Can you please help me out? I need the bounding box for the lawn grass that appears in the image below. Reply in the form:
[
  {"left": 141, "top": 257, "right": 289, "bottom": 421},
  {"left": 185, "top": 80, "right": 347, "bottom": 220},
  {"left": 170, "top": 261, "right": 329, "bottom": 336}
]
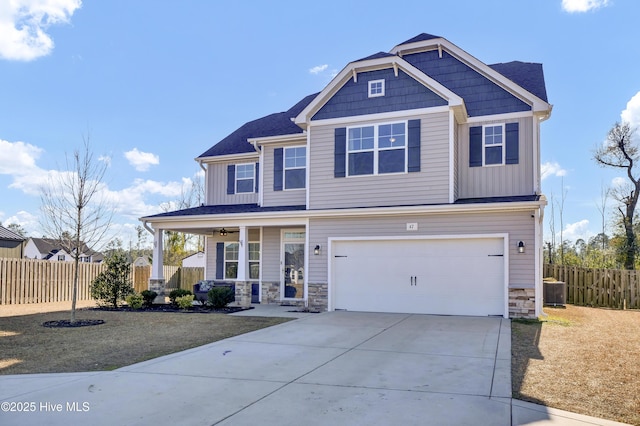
[
  {"left": 0, "top": 308, "right": 292, "bottom": 375},
  {"left": 512, "top": 305, "right": 640, "bottom": 425}
]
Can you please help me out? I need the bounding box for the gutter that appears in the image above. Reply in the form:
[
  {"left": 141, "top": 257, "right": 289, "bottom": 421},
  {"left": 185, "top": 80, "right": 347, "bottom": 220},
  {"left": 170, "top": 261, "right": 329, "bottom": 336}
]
[{"left": 141, "top": 199, "right": 548, "bottom": 226}]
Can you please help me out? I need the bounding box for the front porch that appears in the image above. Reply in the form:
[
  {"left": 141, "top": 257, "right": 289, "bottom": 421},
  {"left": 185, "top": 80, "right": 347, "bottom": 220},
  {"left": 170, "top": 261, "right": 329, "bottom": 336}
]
[{"left": 143, "top": 218, "right": 326, "bottom": 312}]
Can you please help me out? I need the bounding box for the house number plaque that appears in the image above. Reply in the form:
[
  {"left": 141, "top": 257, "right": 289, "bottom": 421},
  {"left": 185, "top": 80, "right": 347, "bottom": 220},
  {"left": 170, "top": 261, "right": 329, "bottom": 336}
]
[{"left": 406, "top": 223, "right": 418, "bottom": 231}]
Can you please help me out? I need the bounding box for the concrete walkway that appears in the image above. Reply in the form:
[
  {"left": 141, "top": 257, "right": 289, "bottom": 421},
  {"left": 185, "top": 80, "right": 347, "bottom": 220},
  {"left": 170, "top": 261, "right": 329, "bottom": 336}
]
[{"left": 0, "top": 305, "right": 629, "bottom": 425}]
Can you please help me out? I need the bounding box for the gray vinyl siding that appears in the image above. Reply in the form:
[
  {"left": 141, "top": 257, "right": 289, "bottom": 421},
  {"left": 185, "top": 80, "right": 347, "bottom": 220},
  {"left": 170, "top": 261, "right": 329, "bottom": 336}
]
[
  {"left": 457, "top": 116, "right": 534, "bottom": 198},
  {"left": 206, "top": 160, "right": 259, "bottom": 205},
  {"left": 261, "top": 227, "right": 281, "bottom": 282},
  {"left": 308, "top": 210, "right": 535, "bottom": 286},
  {"left": 309, "top": 111, "right": 450, "bottom": 209},
  {"left": 204, "top": 229, "right": 261, "bottom": 280},
  {"left": 262, "top": 144, "right": 307, "bottom": 207}
]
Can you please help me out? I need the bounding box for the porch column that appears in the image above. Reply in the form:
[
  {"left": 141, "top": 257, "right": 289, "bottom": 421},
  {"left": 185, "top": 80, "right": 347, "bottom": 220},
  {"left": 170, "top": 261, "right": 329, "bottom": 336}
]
[
  {"left": 149, "top": 227, "right": 166, "bottom": 303},
  {"left": 235, "top": 226, "right": 251, "bottom": 307},
  {"left": 237, "top": 226, "right": 248, "bottom": 281}
]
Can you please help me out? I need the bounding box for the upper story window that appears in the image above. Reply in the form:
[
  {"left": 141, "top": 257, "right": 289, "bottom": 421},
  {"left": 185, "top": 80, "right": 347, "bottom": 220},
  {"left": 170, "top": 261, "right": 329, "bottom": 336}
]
[
  {"left": 235, "top": 163, "right": 255, "bottom": 193},
  {"left": 483, "top": 124, "right": 505, "bottom": 166},
  {"left": 347, "top": 122, "right": 406, "bottom": 176},
  {"left": 368, "top": 79, "right": 385, "bottom": 98},
  {"left": 469, "top": 122, "right": 519, "bottom": 168},
  {"left": 273, "top": 147, "right": 306, "bottom": 191},
  {"left": 284, "top": 146, "right": 306, "bottom": 189}
]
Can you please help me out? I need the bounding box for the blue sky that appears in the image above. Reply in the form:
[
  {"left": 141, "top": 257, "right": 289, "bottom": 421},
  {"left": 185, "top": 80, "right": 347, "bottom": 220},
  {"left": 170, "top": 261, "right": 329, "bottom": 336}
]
[{"left": 0, "top": 0, "right": 638, "bottom": 248}]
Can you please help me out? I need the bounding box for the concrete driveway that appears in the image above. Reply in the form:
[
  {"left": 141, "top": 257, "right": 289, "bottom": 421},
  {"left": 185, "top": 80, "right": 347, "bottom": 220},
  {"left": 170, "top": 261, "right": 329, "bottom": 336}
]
[{"left": 0, "top": 308, "right": 627, "bottom": 425}]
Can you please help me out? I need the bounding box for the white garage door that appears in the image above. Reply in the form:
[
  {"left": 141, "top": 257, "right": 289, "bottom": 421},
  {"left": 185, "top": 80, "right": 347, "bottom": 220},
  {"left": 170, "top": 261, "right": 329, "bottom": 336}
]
[{"left": 332, "top": 237, "right": 505, "bottom": 317}]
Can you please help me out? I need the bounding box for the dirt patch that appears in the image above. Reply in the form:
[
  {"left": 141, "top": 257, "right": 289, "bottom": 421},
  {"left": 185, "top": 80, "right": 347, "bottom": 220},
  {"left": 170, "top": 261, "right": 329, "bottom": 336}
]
[
  {"left": 512, "top": 305, "right": 640, "bottom": 425},
  {"left": 0, "top": 308, "right": 291, "bottom": 375}
]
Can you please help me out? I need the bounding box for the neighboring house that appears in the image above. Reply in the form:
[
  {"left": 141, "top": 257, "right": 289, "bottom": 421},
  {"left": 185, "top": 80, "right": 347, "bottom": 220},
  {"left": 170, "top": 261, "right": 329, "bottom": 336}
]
[
  {"left": 0, "top": 225, "right": 25, "bottom": 259},
  {"left": 141, "top": 33, "right": 552, "bottom": 318},
  {"left": 133, "top": 256, "right": 151, "bottom": 267},
  {"left": 182, "top": 251, "right": 205, "bottom": 268},
  {"left": 24, "top": 238, "right": 104, "bottom": 263}
]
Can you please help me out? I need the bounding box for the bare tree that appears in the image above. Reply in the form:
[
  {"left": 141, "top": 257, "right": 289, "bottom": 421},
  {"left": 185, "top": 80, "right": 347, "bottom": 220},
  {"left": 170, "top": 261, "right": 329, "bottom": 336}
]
[
  {"left": 595, "top": 184, "right": 611, "bottom": 265},
  {"left": 593, "top": 122, "right": 639, "bottom": 269},
  {"left": 40, "top": 137, "right": 113, "bottom": 323},
  {"left": 557, "top": 179, "right": 568, "bottom": 265}
]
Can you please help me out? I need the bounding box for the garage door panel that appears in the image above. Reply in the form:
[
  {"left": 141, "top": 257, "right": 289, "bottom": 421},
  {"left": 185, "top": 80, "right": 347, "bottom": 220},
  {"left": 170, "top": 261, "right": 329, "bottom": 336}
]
[{"left": 333, "top": 238, "right": 505, "bottom": 316}]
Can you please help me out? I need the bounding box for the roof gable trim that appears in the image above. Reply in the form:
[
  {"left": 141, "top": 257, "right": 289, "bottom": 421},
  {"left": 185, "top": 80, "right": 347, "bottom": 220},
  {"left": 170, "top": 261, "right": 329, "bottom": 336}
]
[{"left": 294, "top": 56, "right": 465, "bottom": 126}]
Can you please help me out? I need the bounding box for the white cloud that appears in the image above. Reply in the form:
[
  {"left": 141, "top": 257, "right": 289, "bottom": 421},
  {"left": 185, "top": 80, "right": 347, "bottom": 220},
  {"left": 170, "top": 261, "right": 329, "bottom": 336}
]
[
  {"left": 611, "top": 176, "right": 627, "bottom": 188},
  {"left": 621, "top": 91, "right": 640, "bottom": 128},
  {"left": 562, "top": 0, "right": 610, "bottom": 13},
  {"left": 541, "top": 161, "right": 568, "bottom": 180},
  {"left": 124, "top": 148, "right": 159, "bottom": 172},
  {"left": 0, "top": 139, "right": 43, "bottom": 174},
  {"left": 0, "top": 0, "right": 82, "bottom": 61},
  {"left": 309, "top": 64, "right": 328, "bottom": 75},
  {"left": 561, "top": 219, "right": 593, "bottom": 242},
  {"left": 2, "top": 210, "right": 39, "bottom": 236}
]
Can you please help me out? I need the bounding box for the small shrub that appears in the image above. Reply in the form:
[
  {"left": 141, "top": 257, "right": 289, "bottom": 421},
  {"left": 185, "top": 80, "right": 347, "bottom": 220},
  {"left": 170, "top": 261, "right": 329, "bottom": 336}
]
[
  {"left": 90, "top": 250, "right": 134, "bottom": 308},
  {"left": 208, "top": 287, "right": 234, "bottom": 309},
  {"left": 175, "top": 294, "right": 194, "bottom": 309},
  {"left": 169, "top": 288, "right": 192, "bottom": 305},
  {"left": 140, "top": 290, "right": 157, "bottom": 307},
  {"left": 126, "top": 293, "right": 144, "bottom": 309}
]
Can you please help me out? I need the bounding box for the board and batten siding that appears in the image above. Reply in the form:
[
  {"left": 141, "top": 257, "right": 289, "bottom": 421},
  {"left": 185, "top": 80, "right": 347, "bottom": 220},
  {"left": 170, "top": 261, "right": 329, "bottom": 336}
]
[
  {"left": 457, "top": 116, "right": 534, "bottom": 199},
  {"left": 206, "top": 160, "right": 259, "bottom": 206},
  {"left": 308, "top": 111, "right": 451, "bottom": 209},
  {"left": 262, "top": 144, "right": 307, "bottom": 207},
  {"left": 308, "top": 210, "right": 535, "bottom": 285}
]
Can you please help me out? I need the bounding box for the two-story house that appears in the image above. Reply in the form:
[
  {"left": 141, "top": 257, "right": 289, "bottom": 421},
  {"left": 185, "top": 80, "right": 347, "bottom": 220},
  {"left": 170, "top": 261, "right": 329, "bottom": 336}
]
[
  {"left": 24, "top": 237, "right": 104, "bottom": 263},
  {"left": 141, "top": 33, "right": 551, "bottom": 318}
]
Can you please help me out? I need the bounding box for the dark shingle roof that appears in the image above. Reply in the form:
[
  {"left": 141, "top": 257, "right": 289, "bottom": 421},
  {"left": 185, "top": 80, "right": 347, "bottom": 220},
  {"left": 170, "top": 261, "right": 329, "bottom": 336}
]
[
  {"left": 397, "top": 33, "right": 443, "bottom": 45},
  {"left": 0, "top": 225, "right": 24, "bottom": 241},
  {"left": 145, "top": 204, "right": 307, "bottom": 219},
  {"left": 29, "top": 237, "right": 103, "bottom": 261},
  {"left": 198, "top": 33, "right": 548, "bottom": 157},
  {"left": 198, "top": 93, "right": 318, "bottom": 158},
  {"left": 489, "top": 61, "right": 548, "bottom": 102}
]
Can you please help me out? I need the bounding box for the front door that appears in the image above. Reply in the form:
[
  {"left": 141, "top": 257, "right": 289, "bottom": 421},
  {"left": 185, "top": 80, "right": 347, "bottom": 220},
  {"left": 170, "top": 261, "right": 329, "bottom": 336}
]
[{"left": 282, "top": 230, "right": 305, "bottom": 299}]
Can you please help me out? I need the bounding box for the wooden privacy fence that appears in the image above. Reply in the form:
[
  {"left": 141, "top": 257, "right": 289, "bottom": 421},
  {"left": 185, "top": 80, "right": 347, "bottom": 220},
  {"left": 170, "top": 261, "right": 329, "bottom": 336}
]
[
  {"left": 544, "top": 264, "right": 640, "bottom": 309},
  {"left": 0, "top": 258, "right": 204, "bottom": 305}
]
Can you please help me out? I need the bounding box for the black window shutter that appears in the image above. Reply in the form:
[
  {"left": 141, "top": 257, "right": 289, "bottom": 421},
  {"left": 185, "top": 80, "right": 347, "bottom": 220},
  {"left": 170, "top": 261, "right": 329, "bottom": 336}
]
[
  {"left": 255, "top": 162, "right": 260, "bottom": 192},
  {"left": 469, "top": 126, "right": 482, "bottom": 167},
  {"left": 505, "top": 123, "right": 519, "bottom": 165},
  {"left": 227, "top": 165, "right": 235, "bottom": 194},
  {"left": 334, "top": 127, "right": 346, "bottom": 178},
  {"left": 408, "top": 119, "right": 421, "bottom": 172},
  {"left": 273, "top": 148, "right": 283, "bottom": 191},
  {"left": 216, "top": 242, "right": 224, "bottom": 279}
]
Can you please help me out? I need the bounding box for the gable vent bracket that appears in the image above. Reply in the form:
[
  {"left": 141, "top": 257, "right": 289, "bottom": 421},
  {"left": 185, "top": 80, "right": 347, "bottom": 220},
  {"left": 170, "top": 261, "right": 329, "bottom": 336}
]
[
  {"left": 352, "top": 69, "right": 358, "bottom": 83},
  {"left": 438, "top": 43, "right": 442, "bottom": 59},
  {"left": 393, "top": 62, "right": 398, "bottom": 77}
]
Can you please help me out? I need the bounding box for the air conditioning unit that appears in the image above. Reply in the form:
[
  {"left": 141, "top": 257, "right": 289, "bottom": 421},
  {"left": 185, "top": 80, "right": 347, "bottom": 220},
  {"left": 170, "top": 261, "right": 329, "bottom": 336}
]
[{"left": 543, "top": 280, "right": 566, "bottom": 306}]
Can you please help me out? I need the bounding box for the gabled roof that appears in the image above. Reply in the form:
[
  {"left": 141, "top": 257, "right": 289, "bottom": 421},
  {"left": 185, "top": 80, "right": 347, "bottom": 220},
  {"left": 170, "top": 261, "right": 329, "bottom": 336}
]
[
  {"left": 197, "top": 93, "right": 317, "bottom": 159},
  {"left": 0, "top": 225, "right": 24, "bottom": 241},
  {"left": 488, "top": 61, "right": 548, "bottom": 103},
  {"left": 199, "top": 33, "right": 550, "bottom": 158},
  {"left": 27, "top": 237, "right": 103, "bottom": 261}
]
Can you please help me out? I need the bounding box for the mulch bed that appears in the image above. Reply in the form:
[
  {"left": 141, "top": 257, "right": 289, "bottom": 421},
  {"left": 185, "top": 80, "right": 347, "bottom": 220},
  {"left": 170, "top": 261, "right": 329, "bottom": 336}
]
[{"left": 40, "top": 305, "right": 252, "bottom": 328}]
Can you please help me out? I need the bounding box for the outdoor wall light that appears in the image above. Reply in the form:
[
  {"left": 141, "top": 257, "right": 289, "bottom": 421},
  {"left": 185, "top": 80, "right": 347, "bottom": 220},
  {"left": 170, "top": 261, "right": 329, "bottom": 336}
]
[
  {"left": 517, "top": 241, "right": 525, "bottom": 253},
  {"left": 314, "top": 245, "right": 321, "bottom": 255},
  {"left": 219, "top": 228, "right": 228, "bottom": 237}
]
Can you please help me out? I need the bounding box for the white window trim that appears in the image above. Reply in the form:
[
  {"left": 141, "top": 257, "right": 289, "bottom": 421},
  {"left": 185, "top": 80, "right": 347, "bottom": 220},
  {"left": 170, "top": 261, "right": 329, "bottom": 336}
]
[
  {"left": 482, "top": 123, "right": 505, "bottom": 167},
  {"left": 235, "top": 163, "right": 255, "bottom": 193},
  {"left": 281, "top": 229, "right": 306, "bottom": 300},
  {"left": 368, "top": 79, "right": 385, "bottom": 98},
  {"left": 224, "top": 242, "right": 239, "bottom": 280},
  {"left": 346, "top": 121, "right": 408, "bottom": 177},
  {"left": 248, "top": 241, "right": 260, "bottom": 280},
  {"left": 283, "top": 145, "right": 306, "bottom": 191}
]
